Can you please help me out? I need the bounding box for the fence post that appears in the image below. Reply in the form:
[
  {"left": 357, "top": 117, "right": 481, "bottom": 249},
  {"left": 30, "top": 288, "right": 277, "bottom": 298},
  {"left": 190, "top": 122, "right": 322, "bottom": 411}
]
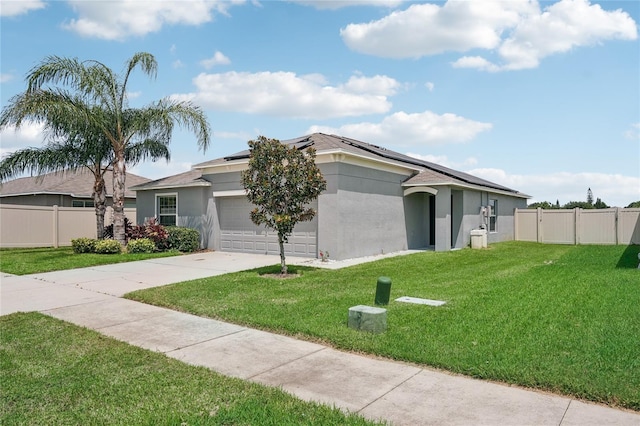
[
  {"left": 52, "top": 205, "right": 59, "bottom": 248},
  {"left": 615, "top": 207, "right": 620, "bottom": 245},
  {"left": 514, "top": 208, "right": 519, "bottom": 241},
  {"left": 537, "top": 208, "right": 543, "bottom": 243},
  {"left": 574, "top": 208, "right": 580, "bottom": 245}
]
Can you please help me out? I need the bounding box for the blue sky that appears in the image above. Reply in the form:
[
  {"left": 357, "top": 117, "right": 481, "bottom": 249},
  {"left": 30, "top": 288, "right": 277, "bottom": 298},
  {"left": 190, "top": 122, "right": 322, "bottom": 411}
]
[{"left": 1, "top": 0, "right": 638, "bottom": 207}]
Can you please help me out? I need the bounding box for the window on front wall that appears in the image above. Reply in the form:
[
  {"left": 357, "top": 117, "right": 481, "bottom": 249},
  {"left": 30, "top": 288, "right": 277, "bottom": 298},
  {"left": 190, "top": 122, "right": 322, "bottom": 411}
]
[
  {"left": 72, "top": 199, "right": 95, "bottom": 208},
  {"left": 489, "top": 199, "right": 498, "bottom": 232},
  {"left": 157, "top": 195, "right": 177, "bottom": 226}
]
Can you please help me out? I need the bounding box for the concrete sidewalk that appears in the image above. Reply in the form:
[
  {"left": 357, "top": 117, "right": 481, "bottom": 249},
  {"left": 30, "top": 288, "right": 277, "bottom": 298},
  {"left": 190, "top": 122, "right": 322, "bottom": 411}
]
[{"left": 1, "top": 251, "right": 638, "bottom": 425}]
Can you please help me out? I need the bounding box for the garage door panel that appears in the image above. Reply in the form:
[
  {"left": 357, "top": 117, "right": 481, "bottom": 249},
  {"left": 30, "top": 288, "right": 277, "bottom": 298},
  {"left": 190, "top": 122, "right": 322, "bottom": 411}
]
[{"left": 218, "top": 197, "right": 317, "bottom": 258}]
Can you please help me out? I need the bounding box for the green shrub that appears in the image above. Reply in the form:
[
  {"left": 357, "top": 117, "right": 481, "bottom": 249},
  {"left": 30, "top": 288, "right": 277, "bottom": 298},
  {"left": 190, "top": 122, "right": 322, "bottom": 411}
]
[
  {"left": 167, "top": 226, "right": 200, "bottom": 252},
  {"left": 71, "top": 238, "right": 98, "bottom": 254},
  {"left": 127, "top": 238, "right": 156, "bottom": 254},
  {"left": 128, "top": 218, "right": 169, "bottom": 251},
  {"left": 94, "top": 239, "right": 122, "bottom": 254}
]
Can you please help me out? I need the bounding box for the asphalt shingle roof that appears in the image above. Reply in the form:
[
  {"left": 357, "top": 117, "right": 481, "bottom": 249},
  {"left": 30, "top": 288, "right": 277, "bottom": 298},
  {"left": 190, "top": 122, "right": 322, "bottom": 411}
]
[
  {"left": 129, "top": 169, "right": 210, "bottom": 191},
  {"left": 135, "top": 133, "right": 525, "bottom": 196},
  {"left": 0, "top": 169, "right": 150, "bottom": 199}
]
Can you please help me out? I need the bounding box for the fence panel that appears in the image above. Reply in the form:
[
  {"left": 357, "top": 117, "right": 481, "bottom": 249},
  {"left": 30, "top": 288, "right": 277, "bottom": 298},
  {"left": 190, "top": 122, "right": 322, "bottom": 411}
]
[
  {"left": 515, "top": 208, "right": 640, "bottom": 245},
  {"left": 618, "top": 209, "right": 640, "bottom": 244},
  {"left": 514, "top": 208, "right": 538, "bottom": 242},
  {"left": 578, "top": 209, "right": 617, "bottom": 244},
  {"left": 542, "top": 210, "right": 575, "bottom": 244},
  {"left": 0, "top": 204, "right": 137, "bottom": 248}
]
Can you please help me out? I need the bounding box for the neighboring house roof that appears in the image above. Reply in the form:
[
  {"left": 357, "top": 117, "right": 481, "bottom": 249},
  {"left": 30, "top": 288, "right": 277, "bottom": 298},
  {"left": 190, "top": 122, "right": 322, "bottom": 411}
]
[
  {"left": 0, "top": 169, "right": 150, "bottom": 199},
  {"left": 132, "top": 133, "right": 528, "bottom": 197},
  {"left": 129, "top": 169, "right": 211, "bottom": 191}
]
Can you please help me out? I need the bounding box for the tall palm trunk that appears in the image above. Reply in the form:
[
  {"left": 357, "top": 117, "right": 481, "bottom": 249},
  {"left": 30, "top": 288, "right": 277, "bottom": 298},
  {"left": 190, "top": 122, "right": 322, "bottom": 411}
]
[
  {"left": 93, "top": 176, "right": 107, "bottom": 239},
  {"left": 112, "top": 153, "right": 127, "bottom": 246}
]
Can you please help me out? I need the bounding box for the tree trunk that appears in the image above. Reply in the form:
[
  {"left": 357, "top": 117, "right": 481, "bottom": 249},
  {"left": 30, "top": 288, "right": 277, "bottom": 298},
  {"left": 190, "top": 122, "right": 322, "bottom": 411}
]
[
  {"left": 93, "top": 176, "right": 107, "bottom": 239},
  {"left": 112, "top": 154, "right": 127, "bottom": 246},
  {"left": 278, "top": 233, "right": 288, "bottom": 275}
]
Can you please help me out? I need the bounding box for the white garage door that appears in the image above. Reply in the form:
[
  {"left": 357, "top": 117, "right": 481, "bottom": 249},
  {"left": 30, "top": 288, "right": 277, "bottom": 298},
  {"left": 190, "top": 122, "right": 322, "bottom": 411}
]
[{"left": 218, "top": 196, "right": 317, "bottom": 258}]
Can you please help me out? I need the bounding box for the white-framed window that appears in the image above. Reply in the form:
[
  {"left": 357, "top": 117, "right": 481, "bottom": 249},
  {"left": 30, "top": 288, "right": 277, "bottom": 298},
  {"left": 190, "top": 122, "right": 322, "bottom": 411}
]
[
  {"left": 72, "top": 199, "right": 94, "bottom": 208},
  {"left": 489, "top": 199, "right": 498, "bottom": 232},
  {"left": 156, "top": 193, "right": 177, "bottom": 226}
]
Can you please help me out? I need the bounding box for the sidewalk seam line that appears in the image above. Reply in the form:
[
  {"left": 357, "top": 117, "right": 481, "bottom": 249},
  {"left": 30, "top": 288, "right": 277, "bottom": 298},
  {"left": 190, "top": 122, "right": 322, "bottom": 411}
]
[
  {"left": 357, "top": 368, "right": 423, "bottom": 414},
  {"left": 246, "top": 347, "right": 328, "bottom": 380},
  {"left": 163, "top": 328, "right": 249, "bottom": 353},
  {"left": 558, "top": 399, "right": 572, "bottom": 425}
]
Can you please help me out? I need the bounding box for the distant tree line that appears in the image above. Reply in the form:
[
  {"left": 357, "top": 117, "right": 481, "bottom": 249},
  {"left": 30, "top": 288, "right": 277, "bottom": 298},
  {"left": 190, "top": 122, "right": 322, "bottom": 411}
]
[{"left": 528, "top": 188, "right": 640, "bottom": 209}]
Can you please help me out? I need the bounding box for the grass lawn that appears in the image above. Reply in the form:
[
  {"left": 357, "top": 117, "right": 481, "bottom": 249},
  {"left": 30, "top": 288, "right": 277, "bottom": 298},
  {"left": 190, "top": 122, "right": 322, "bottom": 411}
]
[
  {"left": 0, "top": 312, "right": 377, "bottom": 425},
  {"left": 127, "top": 242, "right": 640, "bottom": 411},
  {"left": 0, "top": 247, "right": 180, "bottom": 275}
]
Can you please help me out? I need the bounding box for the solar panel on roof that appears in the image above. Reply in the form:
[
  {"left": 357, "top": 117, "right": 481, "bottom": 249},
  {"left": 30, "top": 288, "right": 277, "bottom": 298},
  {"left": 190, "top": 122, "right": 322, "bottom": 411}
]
[
  {"left": 223, "top": 138, "right": 315, "bottom": 161},
  {"left": 342, "top": 137, "right": 516, "bottom": 193}
]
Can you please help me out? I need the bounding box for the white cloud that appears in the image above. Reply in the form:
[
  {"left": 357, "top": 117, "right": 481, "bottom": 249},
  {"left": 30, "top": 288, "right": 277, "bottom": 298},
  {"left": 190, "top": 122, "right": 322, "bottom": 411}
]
[
  {"left": 467, "top": 168, "right": 640, "bottom": 207},
  {"left": 425, "top": 82, "right": 434, "bottom": 92},
  {"left": 129, "top": 161, "right": 192, "bottom": 181},
  {"left": 0, "top": 122, "right": 46, "bottom": 157},
  {"left": 342, "top": 0, "right": 638, "bottom": 71},
  {"left": 63, "top": 0, "right": 245, "bottom": 40},
  {"left": 172, "top": 71, "right": 396, "bottom": 119},
  {"left": 341, "top": 74, "right": 400, "bottom": 96},
  {"left": 172, "top": 60, "right": 185, "bottom": 69},
  {"left": 406, "top": 152, "right": 477, "bottom": 169},
  {"left": 0, "top": 0, "right": 46, "bottom": 17},
  {"left": 624, "top": 122, "right": 640, "bottom": 140},
  {"left": 341, "top": 1, "right": 533, "bottom": 58},
  {"left": 200, "top": 51, "right": 231, "bottom": 69},
  {"left": 0, "top": 73, "right": 14, "bottom": 83},
  {"left": 451, "top": 56, "right": 501, "bottom": 73},
  {"left": 291, "top": 0, "right": 404, "bottom": 10},
  {"left": 307, "top": 110, "right": 492, "bottom": 145}
]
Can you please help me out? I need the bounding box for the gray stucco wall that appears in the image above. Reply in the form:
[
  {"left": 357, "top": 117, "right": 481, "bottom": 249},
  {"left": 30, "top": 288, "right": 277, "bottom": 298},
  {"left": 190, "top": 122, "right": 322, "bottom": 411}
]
[
  {"left": 454, "top": 189, "right": 527, "bottom": 248},
  {"left": 135, "top": 187, "right": 211, "bottom": 248},
  {"left": 429, "top": 186, "right": 527, "bottom": 250},
  {"left": 137, "top": 165, "right": 527, "bottom": 257},
  {"left": 317, "top": 163, "right": 410, "bottom": 260},
  {"left": 403, "top": 192, "right": 432, "bottom": 249}
]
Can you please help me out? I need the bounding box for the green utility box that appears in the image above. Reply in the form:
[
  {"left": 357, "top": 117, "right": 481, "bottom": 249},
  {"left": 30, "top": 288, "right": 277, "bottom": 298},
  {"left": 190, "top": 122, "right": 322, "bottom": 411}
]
[{"left": 375, "top": 276, "right": 392, "bottom": 305}]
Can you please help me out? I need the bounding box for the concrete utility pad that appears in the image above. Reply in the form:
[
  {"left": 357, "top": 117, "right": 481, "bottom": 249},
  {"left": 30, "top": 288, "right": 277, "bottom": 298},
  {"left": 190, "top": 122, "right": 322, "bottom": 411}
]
[
  {"left": 395, "top": 296, "right": 446, "bottom": 306},
  {"left": 360, "top": 369, "right": 569, "bottom": 425},
  {"left": 253, "top": 347, "right": 421, "bottom": 412},
  {"left": 169, "top": 328, "right": 325, "bottom": 379}
]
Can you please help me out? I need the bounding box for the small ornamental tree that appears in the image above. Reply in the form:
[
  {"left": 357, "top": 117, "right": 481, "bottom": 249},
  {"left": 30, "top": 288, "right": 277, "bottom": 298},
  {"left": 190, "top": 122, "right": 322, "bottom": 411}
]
[{"left": 241, "top": 136, "right": 327, "bottom": 274}]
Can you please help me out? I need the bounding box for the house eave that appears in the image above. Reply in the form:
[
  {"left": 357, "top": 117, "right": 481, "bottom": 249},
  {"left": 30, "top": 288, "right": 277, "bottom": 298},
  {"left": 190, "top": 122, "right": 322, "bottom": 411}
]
[
  {"left": 0, "top": 191, "right": 95, "bottom": 198},
  {"left": 130, "top": 181, "right": 212, "bottom": 192},
  {"left": 194, "top": 148, "right": 421, "bottom": 176},
  {"left": 402, "top": 182, "right": 531, "bottom": 199}
]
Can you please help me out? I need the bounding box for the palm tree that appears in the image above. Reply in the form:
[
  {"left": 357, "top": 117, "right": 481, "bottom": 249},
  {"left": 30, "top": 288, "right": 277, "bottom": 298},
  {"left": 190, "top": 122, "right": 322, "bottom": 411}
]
[
  {"left": 0, "top": 52, "right": 211, "bottom": 245},
  {"left": 0, "top": 107, "right": 171, "bottom": 239}
]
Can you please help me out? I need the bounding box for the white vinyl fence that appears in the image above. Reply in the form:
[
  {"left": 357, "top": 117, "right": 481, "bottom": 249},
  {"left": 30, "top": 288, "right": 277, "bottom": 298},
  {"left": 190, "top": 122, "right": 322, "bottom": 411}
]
[
  {"left": 514, "top": 208, "right": 640, "bottom": 245},
  {"left": 0, "top": 204, "right": 137, "bottom": 248}
]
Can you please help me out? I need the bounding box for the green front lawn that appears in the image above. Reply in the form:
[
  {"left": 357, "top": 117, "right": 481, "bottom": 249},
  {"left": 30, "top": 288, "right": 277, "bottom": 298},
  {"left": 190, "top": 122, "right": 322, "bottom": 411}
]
[
  {"left": 127, "top": 242, "right": 640, "bottom": 411},
  {"left": 0, "top": 313, "right": 377, "bottom": 425},
  {"left": 0, "top": 247, "right": 180, "bottom": 275}
]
